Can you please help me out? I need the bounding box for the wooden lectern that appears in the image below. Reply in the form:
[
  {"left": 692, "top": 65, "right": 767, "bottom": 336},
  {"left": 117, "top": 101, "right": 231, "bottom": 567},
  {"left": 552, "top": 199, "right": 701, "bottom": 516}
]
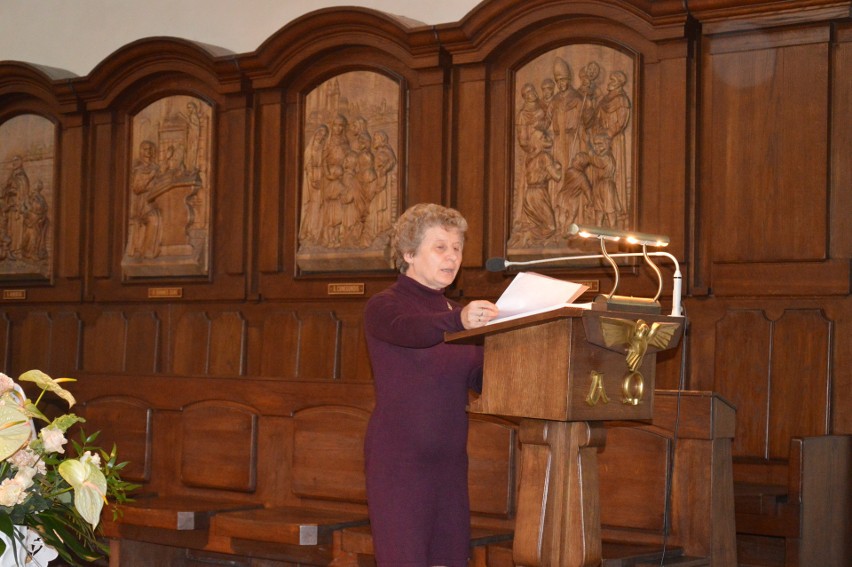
[{"left": 446, "top": 306, "right": 684, "bottom": 567}]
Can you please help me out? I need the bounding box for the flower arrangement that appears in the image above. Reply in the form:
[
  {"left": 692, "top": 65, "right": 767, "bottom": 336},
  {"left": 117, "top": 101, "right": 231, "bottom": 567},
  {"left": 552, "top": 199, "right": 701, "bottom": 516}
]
[{"left": 0, "top": 370, "right": 137, "bottom": 566}]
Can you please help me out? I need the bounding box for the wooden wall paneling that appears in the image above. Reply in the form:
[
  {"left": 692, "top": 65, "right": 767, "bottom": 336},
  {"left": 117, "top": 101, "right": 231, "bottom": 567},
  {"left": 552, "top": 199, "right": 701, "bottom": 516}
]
[
  {"left": 294, "top": 310, "right": 342, "bottom": 382},
  {"left": 171, "top": 310, "right": 213, "bottom": 376},
  {"left": 257, "top": 310, "right": 301, "bottom": 378},
  {"left": 245, "top": 9, "right": 447, "bottom": 300},
  {"left": 9, "top": 310, "right": 81, "bottom": 376},
  {"left": 125, "top": 310, "right": 163, "bottom": 374},
  {"left": 700, "top": 24, "right": 843, "bottom": 296},
  {"left": 832, "top": 22, "right": 852, "bottom": 260},
  {"left": 83, "top": 310, "right": 128, "bottom": 373},
  {"left": 0, "top": 311, "right": 8, "bottom": 372},
  {"left": 77, "top": 38, "right": 249, "bottom": 302},
  {"left": 0, "top": 63, "right": 84, "bottom": 302},
  {"left": 207, "top": 311, "right": 247, "bottom": 376}
]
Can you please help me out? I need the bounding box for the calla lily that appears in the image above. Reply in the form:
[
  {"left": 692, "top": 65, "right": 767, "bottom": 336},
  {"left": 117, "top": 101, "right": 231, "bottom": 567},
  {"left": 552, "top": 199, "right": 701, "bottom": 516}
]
[
  {"left": 18, "top": 370, "right": 76, "bottom": 408},
  {"left": 58, "top": 459, "right": 108, "bottom": 529},
  {"left": 0, "top": 403, "right": 32, "bottom": 461}
]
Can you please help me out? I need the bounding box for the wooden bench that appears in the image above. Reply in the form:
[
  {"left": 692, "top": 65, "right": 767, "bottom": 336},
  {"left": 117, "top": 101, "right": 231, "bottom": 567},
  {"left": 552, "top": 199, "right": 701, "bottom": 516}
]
[
  {"left": 733, "top": 435, "right": 852, "bottom": 567},
  {"left": 336, "top": 413, "right": 517, "bottom": 565},
  {"left": 484, "top": 390, "right": 736, "bottom": 567},
  {"left": 80, "top": 397, "right": 373, "bottom": 565}
]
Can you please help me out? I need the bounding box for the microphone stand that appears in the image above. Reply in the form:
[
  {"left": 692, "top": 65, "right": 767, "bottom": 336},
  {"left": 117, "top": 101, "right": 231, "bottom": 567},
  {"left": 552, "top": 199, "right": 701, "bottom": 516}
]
[{"left": 501, "top": 250, "right": 684, "bottom": 317}]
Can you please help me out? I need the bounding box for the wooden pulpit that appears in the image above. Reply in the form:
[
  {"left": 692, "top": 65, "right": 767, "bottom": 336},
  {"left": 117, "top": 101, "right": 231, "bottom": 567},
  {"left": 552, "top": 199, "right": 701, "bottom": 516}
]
[{"left": 446, "top": 306, "right": 684, "bottom": 567}]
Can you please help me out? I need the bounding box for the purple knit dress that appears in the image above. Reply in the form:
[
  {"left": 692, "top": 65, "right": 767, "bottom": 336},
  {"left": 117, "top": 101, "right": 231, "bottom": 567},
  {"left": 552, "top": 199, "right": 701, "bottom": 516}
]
[{"left": 364, "top": 275, "right": 484, "bottom": 566}]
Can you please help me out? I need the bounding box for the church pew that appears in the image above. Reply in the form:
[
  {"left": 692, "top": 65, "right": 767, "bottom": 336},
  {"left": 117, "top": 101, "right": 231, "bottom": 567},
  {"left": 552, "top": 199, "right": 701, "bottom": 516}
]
[{"left": 733, "top": 435, "right": 852, "bottom": 567}]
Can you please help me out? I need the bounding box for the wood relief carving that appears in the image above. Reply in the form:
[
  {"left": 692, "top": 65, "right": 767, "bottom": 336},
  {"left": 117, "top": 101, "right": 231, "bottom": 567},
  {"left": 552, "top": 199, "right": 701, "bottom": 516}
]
[
  {"left": 122, "top": 96, "right": 212, "bottom": 278},
  {"left": 0, "top": 114, "right": 55, "bottom": 279},
  {"left": 508, "top": 45, "right": 635, "bottom": 259},
  {"left": 296, "top": 71, "right": 400, "bottom": 272}
]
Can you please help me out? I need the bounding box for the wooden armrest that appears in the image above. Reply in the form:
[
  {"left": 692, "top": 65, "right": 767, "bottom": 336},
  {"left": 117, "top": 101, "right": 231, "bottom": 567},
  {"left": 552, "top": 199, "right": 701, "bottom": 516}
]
[
  {"left": 115, "top": 496, "right": 261, "bottom": 530},
  {"left": 210, "top": 506, "right": 369, "bottom": 546}
]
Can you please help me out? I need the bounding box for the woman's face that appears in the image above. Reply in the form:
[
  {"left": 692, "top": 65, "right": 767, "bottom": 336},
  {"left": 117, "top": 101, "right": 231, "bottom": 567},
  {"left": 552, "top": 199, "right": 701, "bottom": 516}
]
[{"left": 403, "top": 225, "right": 463, "bottom": 290}]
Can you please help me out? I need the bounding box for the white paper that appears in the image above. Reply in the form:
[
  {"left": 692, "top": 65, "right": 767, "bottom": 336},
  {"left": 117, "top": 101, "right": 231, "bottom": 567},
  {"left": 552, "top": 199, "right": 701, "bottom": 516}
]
[{"left": 489, "top": 272, "right": 590, "bottom": 324}]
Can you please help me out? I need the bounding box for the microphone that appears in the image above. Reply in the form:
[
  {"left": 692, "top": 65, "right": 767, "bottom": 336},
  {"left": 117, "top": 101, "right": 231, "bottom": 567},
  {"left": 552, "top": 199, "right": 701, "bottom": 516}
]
[
  {"left": 484, "top": 252, "right": 683, "bottom": 317},
  {"left": 485, "top": 257, "right": 508, "bottom": 272}
]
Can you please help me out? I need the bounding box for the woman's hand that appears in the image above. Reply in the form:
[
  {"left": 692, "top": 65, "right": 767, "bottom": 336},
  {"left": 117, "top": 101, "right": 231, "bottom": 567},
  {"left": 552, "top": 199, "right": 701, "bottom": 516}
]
[{"left": 461, "top": 300, "right": 499, "bottom": 329}]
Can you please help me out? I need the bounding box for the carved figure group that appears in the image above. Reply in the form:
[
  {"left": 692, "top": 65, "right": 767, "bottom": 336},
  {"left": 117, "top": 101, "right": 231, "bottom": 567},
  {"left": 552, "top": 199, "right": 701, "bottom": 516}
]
[
  {"left": 0, "top": 155, "right": 50, "bottom": 262},
  {"left": 511, "top": 57, "right": 632, "bottom": 248},
  {"left": 299, "top": 113, "right": 397, "bottom": 250}
]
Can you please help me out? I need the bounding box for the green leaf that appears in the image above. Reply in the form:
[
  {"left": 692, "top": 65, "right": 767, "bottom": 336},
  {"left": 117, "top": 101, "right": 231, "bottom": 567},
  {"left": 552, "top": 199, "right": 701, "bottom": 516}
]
[
  {"left": 18, "top": 369, "right": 77, "bottom": 407},
  {"left": 58, "top": 460, "right": 108, "bottom": 529},
  {"left": 0, "top": 403, "right": 32, "bottom": 461}
]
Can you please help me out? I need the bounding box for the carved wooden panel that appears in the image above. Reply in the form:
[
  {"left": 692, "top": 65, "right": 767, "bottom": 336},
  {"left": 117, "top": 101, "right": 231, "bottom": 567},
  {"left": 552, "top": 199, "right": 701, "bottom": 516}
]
[
  {"left": 12, "top": 310, "right": 81, "bottom": 375},
  {"left": 0, "top": 115, "right": 55, "bottom": 279},
  {"left": 123, "top": 96, "right": 212, "bottom": 278},
  {"left": 296, "top": 71, "right": 400, "bottom": 272},
  {"left": 172, "top": 310, "right": 246, "bottom": 377},
  {"left": 509, "top": 46, "right": 636, "bottom": 256}
]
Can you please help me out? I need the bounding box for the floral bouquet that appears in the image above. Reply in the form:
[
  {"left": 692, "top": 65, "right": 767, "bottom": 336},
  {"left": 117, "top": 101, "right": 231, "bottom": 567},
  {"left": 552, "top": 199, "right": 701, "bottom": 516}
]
[{"left": 0, "top": 370, "right": 137, "bottom": 566}]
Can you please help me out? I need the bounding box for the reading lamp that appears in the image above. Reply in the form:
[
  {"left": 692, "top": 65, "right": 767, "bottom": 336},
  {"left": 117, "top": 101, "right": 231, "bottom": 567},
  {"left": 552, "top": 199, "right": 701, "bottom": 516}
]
[{"left": 568, "top": 223, "right": 679, "bottom": 315}]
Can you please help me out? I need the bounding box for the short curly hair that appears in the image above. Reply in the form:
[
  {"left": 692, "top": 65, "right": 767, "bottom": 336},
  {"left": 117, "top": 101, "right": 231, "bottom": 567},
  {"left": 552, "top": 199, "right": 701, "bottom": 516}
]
[{"left": 390, "top": 203, "right": 468, "bottom": 273}]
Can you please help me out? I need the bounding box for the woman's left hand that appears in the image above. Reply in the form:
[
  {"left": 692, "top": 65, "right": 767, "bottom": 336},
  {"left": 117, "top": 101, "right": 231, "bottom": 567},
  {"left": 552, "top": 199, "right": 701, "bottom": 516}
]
[{"left": 461, "top": 300, "right": 499, "bottom": 329}]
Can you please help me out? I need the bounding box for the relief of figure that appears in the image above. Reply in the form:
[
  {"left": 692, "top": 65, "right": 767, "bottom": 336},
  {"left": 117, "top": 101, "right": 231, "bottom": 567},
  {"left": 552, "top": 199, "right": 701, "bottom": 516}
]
[
  {"left": 517, "top": 129, "right": 562, "bottom": 243},
  {"left": 126, "top": 140, "right": 162, "bottom": 259},
  {"left": 0, "top": 155, "right": 30, "bottom": 259},
  {"left": 516, "top": 83, "right": 549, "bottom": 153},
  {"left": 19, "top": 180, "right": 49, "bottom": 260},
  {"left": 554, "top": 152, "right": 593, "bottom": 233},
  {"left": 354, "top": 132, "right": 378, "bottom": 239},
  {"left": 299, "top": 125, "right": 329, "bottom": 245},
  {"left": 587, "top": 133, "right": 623, "bottom": 227},
  {"left": 323, "top": 163, "right": 346, "bottom": 247},
  {"left": 593, "top": 71, "right": 632, "bottom": 218},
  {"left": 511, "top": 47, "right": 634, "bottom": 250},
  {"left": 549, "top": 58, "right": 586, "bottom": 174},
  {"left": 370, "top": 130, "right": 397, "bottom": 239},
  {"left": 179, "top": 101, "right": 204, "bottom": 172}
]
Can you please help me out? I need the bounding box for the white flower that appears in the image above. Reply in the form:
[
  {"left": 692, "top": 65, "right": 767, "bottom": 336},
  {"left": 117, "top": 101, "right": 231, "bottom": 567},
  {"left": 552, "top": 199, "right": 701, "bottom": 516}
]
[
  {"left": 80, "top": 450, "right": 102, "bottom": 469},
  {"left": 0, "top": 477, "right": 27, "bottom": 506},
  {"left": 40, "top": 427, "right": 67, "bottom": 454}
]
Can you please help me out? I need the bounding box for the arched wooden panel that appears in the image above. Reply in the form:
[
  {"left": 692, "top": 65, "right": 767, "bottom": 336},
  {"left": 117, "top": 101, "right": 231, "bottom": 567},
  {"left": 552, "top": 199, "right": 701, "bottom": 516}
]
[
  {"left": 767, "top": 309, "right": 831, "bottom": 457},
  {"left": 79, "top": 395, "right": 153, "bottom": 483},
  {"left": 180, "top": 400, "right": 258, "bottom": 492},
  {"left": 714, "top": 310, "right": 771, "bottom": 459},
  {"left": 291, "top": 405, "right": 369, "bottom": 502}
]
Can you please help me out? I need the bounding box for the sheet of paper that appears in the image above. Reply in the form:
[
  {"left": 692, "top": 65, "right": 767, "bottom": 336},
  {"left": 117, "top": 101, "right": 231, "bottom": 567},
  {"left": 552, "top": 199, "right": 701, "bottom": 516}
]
[{"left": 490, "top": 271, "right": 590, "bottom": 323}]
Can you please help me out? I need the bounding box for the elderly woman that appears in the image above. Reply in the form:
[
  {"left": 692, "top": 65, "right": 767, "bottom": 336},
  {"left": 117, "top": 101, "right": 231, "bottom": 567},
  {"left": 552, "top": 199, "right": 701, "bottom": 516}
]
[{"left": 363, "top": 203, "right": 498, "bottom": 566}]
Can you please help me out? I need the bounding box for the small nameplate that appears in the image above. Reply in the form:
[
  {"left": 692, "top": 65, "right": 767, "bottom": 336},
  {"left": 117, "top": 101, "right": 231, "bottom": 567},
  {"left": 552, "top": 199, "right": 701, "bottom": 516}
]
[
  {"left": 148, "top": 287, "right": 183, "bottom": 299},
  {"left": 328, "top": 283, "right": 365, "bottom": 296},
  {"left": 2, "top": 289, "right": 26, "bottom": 300},
  {"left": 576, "top": 280, "right": 599, "bottom": 293}
]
